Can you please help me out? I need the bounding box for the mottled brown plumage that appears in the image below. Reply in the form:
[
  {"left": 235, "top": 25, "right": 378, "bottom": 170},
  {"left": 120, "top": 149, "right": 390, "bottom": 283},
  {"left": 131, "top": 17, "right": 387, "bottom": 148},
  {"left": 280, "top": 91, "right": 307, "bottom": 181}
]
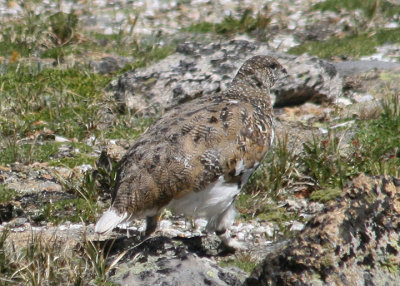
[{"left": 95, "top": 55, "right": 285, "bottom": 248}]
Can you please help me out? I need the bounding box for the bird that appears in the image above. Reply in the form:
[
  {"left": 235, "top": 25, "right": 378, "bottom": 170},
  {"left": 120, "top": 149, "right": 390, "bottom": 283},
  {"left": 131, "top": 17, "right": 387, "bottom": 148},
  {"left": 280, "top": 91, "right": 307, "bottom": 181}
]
[{"left": 95, "top": 55, "right": 286, "bottom": 249}]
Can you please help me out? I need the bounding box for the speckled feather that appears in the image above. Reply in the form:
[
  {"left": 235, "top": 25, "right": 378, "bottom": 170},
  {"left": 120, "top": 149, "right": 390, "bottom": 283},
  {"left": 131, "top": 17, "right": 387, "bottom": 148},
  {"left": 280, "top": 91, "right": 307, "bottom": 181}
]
[{"left": 96, "top": 56, "right": 285, "bottom": 245}]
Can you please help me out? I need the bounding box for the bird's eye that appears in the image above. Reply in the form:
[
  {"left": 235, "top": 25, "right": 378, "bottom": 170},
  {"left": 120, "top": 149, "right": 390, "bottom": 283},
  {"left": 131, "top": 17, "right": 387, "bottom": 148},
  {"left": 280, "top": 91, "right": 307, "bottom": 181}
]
[{"left": 269, "top": 63, "right": 278, "bottom": 69}]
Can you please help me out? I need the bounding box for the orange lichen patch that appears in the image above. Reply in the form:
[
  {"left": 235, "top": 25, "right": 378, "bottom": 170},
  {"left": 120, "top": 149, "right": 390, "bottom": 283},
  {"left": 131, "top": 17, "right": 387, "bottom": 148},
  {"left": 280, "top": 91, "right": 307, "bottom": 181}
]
[{"left": 10, "top": 51, "right": 19, "bottom": 63}]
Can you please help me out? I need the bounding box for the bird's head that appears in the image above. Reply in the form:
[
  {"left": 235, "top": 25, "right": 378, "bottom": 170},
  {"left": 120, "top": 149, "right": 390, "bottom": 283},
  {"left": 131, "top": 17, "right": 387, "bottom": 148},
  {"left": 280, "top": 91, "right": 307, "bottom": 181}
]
[{"left": 233, "top": 55, "right": 286, "bottom": 92}]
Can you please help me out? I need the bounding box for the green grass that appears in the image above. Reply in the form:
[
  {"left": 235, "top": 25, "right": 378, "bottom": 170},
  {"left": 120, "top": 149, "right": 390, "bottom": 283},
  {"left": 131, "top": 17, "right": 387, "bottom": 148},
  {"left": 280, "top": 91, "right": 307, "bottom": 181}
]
[
  {"left": 101, "top": 117, "right": 154, "bottom": 140},
  {"left": 39, "top": 197, "right": 100, "bottom": 224},
  {"left": 300, "top": 96, "right": 400, "bottom": 189},
  {"left": 243, "top": 135, "right": 297, "bottom": 197},
  {"left": 36, "top": 166, "right": 110, "bottom": 224},
  {"left": 239, "top": 94, "right": 400, "bottom": 227},
  {"left": 0, "top": 65, "right": 112, "bottom": 140},
  {"left": 289, "top": 27, "right": 400, "bottom": 59},
  {"left": 125, "top": 43, "right": 176, "bottom": 70},
  {"left": 0, "top": 141, "right": 95, "bottom": 166},
  {"left": 219, "top": 256, "right": 257, "bottom": 273},
  {"left": 184, "top": 7, "right": 270, "bottom": 38},
  {"left": 0, "top": 9, "right": 79, "bottom": 59},
  {"left": 313, "top": 0, "right": 400, "bottom": 18},
  {"left": 0, "top": 229, "right": 120, "bottom": 285},
  {"left": 0, "top": 186, "right": 17, "bottom": 203},
  {"left": 355, "top": 94, "right": 400, "bottom": 176}
]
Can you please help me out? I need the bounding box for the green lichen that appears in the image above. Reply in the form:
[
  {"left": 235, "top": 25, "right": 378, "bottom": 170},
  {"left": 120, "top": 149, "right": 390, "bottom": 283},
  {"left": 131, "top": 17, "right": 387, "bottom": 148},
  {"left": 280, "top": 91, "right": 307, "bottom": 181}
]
[{"left": 379, "top": 255, "right": 400, "bottom": 274}]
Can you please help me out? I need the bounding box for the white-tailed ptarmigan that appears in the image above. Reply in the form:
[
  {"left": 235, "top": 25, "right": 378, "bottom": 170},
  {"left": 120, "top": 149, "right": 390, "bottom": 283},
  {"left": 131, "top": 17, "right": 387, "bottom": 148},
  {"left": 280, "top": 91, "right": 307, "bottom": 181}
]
[{"left": 95, "top": 55, "right": 286, "bottom": 249}]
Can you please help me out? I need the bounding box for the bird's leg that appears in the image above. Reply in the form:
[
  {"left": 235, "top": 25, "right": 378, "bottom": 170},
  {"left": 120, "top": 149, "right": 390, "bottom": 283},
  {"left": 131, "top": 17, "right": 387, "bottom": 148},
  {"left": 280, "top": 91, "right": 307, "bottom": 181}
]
[
  {"left": 215, "top": 203, "right": 245, "bottom": 250},
  {"left": 144, "top": 214, "right": 159, "bottom": 238}
]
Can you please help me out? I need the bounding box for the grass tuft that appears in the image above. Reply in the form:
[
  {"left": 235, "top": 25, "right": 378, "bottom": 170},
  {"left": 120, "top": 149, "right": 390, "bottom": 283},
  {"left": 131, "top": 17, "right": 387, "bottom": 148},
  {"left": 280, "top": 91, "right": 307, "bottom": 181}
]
[{"left": 184, "top": 7, "right": 271, "bottom": 39}]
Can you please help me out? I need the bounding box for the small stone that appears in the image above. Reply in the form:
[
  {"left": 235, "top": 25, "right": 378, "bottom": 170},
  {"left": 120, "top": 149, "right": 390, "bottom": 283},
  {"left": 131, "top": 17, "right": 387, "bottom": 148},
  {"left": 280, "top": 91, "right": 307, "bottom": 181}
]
[
  {"left": 289, "top": 221, "right": 305, "bottom": 232},
  {"left": 334, "top": 97, "right": 352, "bottom": 106},
  {"left": 55, "top": 136, "right": 70, "bottom": 142},
  {"left": 285, "top": 198, "right": 307, "bottom": 212},
  {"left": 352, "top": 93, "right": 375, "bottom": 103},
  {"left": 159, "top": 220, "right": 173, "bottom": 229}
]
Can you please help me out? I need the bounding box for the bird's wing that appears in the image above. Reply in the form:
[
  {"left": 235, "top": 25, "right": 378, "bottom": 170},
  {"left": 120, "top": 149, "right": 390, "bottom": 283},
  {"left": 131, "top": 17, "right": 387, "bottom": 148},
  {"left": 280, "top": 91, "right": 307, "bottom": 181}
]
[{"left": 110, "top": 98, "right": 273, "bottom": 216}]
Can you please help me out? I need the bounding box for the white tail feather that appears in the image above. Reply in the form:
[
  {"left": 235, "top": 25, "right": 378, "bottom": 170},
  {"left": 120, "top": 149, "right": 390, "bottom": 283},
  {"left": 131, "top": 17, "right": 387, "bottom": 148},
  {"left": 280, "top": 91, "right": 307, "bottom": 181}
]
[{"left": 95, "top": 209, "right": 128, "bottom": 235}]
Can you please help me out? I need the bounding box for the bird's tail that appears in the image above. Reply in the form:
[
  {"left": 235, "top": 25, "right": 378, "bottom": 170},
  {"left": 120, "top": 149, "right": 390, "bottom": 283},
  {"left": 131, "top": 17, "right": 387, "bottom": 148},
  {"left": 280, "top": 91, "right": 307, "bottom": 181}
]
[{"left": 94, "top": 208, "right": 128, "bottom": 235}]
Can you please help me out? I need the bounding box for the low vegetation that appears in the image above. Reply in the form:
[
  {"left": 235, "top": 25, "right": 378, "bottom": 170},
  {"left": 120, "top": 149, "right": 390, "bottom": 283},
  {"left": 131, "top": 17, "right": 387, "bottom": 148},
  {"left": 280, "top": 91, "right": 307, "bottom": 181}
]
[
  {"left": 289, "top": 27, "right": 400, "bottom": 59},
  {"left": 184, "top": 6, "right": 271, "bottom": 40},
  {"left": 289, "top": 0, "right": 400, "bottom": 59},
  {"left": 240, "top": 94, "right": 400, "bottom": 229},
  {"left": 0, "top": 228, "right": 122, "bottom": 285}
]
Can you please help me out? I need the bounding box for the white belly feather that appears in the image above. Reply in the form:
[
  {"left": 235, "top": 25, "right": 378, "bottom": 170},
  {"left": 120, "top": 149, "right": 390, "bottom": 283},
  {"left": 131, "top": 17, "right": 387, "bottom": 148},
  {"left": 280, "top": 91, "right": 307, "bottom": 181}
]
[{"left": 167, "top": 175, "right": 240, "bottom": 221}]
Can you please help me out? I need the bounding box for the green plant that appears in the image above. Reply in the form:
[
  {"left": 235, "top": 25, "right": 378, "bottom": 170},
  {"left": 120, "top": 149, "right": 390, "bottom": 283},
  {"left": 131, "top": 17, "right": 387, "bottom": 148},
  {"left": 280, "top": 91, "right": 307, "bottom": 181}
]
[
  {"left": 0, "top": 186, "right": 17, "bottom": 203},
  {"left": 219, "top": 252, "right": 257, "bottom": 273},
  {"left": 4, "top": 233, "right": 90, "bottom": 285},
  {"left": 238, "top": 135, "right": 301, "bottom": 225},
  {"left": 128, "top": 42, "right": 176, "bottom": 69},
  {"left": 0, "top": 9, "right": 48, "bottom": 57},
  {"left": 355, "top": 94, "right": 400, "bottom": 177},
  {"left": 83, "top": 238, "right": 126, "bottom": 284},
  {"left": 49, "top": 12, "right": 78, "bottom": 45},
  {"left": 184, "top": 7, "right": 271, "bottom": 38},
  {"left": 313, "top": 0, "right": 400, "bottom": 19},
  {"left": 0, "top": 65, "right": 111, "bottom": 142},
  {"left": 244, "top": 134, "right": 297, "bottom": 197},
  {"left": 302, "top": 133, "right": 347, "bottom": 189},
  {"left": 0, "top": 228, "right": 12, "bottom": 278},
  {"left": 289, "top": 27, "right": 400, "bottom": 59}
]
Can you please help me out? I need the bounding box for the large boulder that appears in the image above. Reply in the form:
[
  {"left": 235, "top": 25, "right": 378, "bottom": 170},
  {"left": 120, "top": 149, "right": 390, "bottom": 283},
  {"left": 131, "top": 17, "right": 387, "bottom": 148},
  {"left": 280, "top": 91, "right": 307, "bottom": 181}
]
[
  {"left": 245, "top": 174, "right": 400, "bottom": 286},
  {"left": 108, "top": 40, "right": 343, "bottom": 115}
]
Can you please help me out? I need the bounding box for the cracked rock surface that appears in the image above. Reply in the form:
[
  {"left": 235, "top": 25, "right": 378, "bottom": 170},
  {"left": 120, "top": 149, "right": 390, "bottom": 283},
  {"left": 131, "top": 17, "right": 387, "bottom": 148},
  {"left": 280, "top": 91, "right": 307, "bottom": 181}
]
[
  {"left": 245, "top": 174, "right": 400, "bottom": 286},
  {"left": 108, "top": 40, "right": 344, "bottom": 116}
]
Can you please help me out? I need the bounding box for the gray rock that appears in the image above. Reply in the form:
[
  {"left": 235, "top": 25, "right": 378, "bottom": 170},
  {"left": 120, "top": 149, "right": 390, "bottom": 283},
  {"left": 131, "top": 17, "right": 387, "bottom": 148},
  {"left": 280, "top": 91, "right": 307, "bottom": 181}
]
[
  {"left": 332, "top": 60, "right": 400, "bottom": 77},
  {"left": 107, "top": 40, "right": 344, "bottom": 115},
  {"left": 89, "top": 56, "right": 130, "bottom": 74},
  {"left": 105, "top": 235, "right": 247, "bottom": 286},
  {"left": 244, "top": 174, "right": 400, "bottom": 286}
]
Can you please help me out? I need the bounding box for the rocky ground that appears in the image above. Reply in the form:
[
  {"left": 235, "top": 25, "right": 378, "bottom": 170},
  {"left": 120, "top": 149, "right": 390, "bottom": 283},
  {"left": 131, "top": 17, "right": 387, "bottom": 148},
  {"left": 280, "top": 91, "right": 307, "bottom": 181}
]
[{"left": 2, "top": 0, "right": 400, "bottom": 285}]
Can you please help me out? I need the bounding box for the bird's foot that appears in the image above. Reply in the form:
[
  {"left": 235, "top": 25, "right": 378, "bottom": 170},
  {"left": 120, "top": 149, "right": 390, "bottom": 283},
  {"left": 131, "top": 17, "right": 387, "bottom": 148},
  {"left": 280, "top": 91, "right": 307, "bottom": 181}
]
[{"left": 216, "top": 229, "right": 246, "bottom": 251}]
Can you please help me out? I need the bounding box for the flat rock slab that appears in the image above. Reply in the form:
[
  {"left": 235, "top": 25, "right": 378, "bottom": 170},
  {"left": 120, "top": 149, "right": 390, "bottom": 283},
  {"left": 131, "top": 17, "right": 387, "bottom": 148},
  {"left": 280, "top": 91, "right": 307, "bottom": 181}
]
[{"left": 98, "top": 235, "right": 248, "bottom": 286}]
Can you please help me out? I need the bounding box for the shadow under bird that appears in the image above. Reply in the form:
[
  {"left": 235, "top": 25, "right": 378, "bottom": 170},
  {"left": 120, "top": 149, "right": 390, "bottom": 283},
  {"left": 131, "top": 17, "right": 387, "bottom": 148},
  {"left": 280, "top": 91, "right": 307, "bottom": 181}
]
[{"left": 95, "top": 55, "right": 286, "bottom": 249}]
